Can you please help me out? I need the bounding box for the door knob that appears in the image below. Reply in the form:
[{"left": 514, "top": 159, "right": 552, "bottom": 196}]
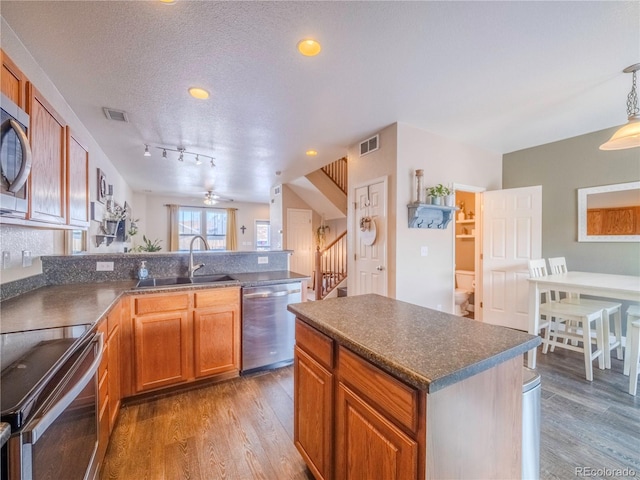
[{"left": 376, "top": 266, "right": 384, "bottom": 271}]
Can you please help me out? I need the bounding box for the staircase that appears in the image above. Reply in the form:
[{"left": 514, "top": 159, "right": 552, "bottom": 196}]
[{"left": 314, "top": 231, "right": 347, "bottom": 300}]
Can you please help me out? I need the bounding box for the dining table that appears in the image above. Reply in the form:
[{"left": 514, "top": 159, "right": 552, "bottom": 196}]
[{"left": 527, "top": 271, "right": 640, "bottom": 369}]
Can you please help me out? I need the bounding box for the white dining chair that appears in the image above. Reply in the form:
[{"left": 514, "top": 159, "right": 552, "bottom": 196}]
[
  {"left": 527, "top": 259, "right": 553, "bottom": 351},
  {"left": 623, "top": 305, "right": 640, "bottom": 378},
  {"left": 626, "top": 316, "right": 640, "bottom": 396},
  {"left": 547, "top": 257, "right": 623, "bottom": 368},
  {"left": 528, "top": 259, "right": 606, "bottom": 381}
]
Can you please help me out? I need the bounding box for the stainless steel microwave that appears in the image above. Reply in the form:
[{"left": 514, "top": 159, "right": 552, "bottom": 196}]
[{"left": 1, "top": 93, "right": 32, "bottom": 217}]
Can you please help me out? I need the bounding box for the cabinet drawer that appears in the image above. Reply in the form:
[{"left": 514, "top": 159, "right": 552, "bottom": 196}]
[
  {"left": 338, "top": 346, "right": 418, "bottom": 434},
  {"left": 296, "top": 319, "right": 333, "bottom": 370},
  {"left": 194, "top": 287, "right": 239, "bottom": 309},
  {"left": 134, "top": 293, "right": 189, "bottom": 315}
]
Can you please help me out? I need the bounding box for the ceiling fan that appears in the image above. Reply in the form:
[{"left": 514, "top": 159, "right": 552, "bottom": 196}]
[{"left": 203, "top": 190, "right": 233, "bottom": 205}]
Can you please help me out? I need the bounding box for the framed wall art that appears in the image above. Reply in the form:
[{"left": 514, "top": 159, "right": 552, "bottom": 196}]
[{"left": 97, "top": 168, "right": 107, "bottom": 204}]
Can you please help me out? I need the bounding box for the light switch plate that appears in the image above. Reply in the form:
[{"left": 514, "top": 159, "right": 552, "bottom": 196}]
[
  {"left": 420, "top": 246, "right": 429, "bottom": 257},
  {"left": 22, "top": 250, "right": 32, "bottom": 267},
  {"left": 2, "top": 251, "right": 10, "bottom": 269},
  {"left": 258, "top": 256, "right": 268, "bottom": 264},
  {"left": 96, "top": 261, "right": 114, "bottom": 271}
]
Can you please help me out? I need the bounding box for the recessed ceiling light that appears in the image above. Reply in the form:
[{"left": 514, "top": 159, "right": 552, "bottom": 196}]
[
  {"left": 297, "top": 39, "right": 321, "bottom": 57},
  {"left": 188, "top": 87, "right": 210, "bottom": 99},
  {"left": 159, "top": 0, "right": 176, "bottom": 4},
  {"left": 306, "top": 150, "right": 318, "bottom": 156}
]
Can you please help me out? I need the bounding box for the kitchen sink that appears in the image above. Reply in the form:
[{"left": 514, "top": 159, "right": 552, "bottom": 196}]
[
  {"left": 189, "top": 274, "right": 236, "bottom": 284},
  {"left": 135, "top": 275, "right": 236, "bottom": 288}
]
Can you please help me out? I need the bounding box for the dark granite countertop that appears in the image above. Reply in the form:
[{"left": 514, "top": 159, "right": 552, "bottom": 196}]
[
  {"left": 288, "top": 294, "right": 541, "bottom": 393},
  {"left": 0, "top": 422, "right": 9, "bottom": 448},
  {"left": 1, "top": 271, "right": 309, "bottom": 334}
]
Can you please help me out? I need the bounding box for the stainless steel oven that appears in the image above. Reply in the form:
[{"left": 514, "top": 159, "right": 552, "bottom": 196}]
[
  {"left": 1, "top": 326, "right": 102, "bottom": 480},
  {"left": 0, "top": 92, "right": 32, "bottom": 217}
]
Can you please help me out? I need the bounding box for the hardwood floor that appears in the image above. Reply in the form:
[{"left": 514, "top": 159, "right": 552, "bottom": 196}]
[{"left": 102, "top": 347, "right": 639, "bottom": 480}]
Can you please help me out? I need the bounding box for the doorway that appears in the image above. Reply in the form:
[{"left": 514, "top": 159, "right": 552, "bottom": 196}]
[
  {"left": 453, "top": 186, "right": 483, "bottom": 320},
  {"left": 354, "top": 178, "right": 388, "bottom": 296},
  {"left": 286, "top": 208, "right": 313, "bottom": 276}
]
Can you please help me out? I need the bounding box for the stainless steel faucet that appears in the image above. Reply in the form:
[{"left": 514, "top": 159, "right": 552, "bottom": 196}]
[{"left": 188, "top": 235, "right": 210, "bottom": 277}]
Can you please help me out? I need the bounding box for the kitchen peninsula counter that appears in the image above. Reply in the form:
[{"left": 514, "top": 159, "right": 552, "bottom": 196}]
[
  {"left": 1, "top": 270, "right": 309, "bottom": 334},
  {"left": 288, "top": 294, "right": 539, "bottom": 393},
  {"left": 288, "top": 294, "right": 541, "bottom": 480}
]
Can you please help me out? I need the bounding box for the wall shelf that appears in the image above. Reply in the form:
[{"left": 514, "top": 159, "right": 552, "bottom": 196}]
[
  {"left": 456, "top": 219, "right": 475, "bottom": 224},
  {"left": 407, "top": 203, "right": 457, "bottom": 229},
  {"left": 95, "top": 234, "right": 116, "bottom": 247},
  {"left": 456, "top": 234, "right": 475, "bottom": 239}
]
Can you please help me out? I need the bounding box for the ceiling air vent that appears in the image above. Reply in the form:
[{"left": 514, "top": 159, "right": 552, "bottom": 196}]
[
  {"left": 359, "top": 134, "right": 379, "bottom": 156},
  {"left": 103, "top": 107, "right": 129, "bottom": 122}
]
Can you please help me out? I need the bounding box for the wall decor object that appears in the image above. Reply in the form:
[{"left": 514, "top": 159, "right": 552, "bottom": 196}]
[{"left": 97, "top": 168, "right": 107, "bottom": 204}]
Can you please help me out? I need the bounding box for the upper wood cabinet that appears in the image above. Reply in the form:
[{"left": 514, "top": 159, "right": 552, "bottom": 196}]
[
  {"left": 1, "top": 50, "right": 26, "bottom": 108},
  {"left": 27, "top": 83, "right": 67, "bottom": 225},
  {"left": 66, "top": 127, "right": 90, "bottom": 227},
  {"left": 587, "top": 206, "right": 640, "bottom": 236}
]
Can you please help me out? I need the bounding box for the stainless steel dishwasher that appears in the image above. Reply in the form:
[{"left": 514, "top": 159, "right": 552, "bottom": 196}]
[{"left": 241, "top": 282, "right": 302, "bottom": 374}]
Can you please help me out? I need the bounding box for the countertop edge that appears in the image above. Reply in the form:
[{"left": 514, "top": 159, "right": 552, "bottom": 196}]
[{"left": 292, "top": 310, "right": 541, "bottom": 393}]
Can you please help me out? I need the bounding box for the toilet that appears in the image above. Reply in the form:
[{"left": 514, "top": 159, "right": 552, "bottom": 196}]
[{"left": 455, "top": 270, "right": 475, "bottom": 316}]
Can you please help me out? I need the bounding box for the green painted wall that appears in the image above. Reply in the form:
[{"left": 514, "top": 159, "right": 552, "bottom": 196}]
[{"left": 503, "top": 126, "right": 640, "bottom": 276}]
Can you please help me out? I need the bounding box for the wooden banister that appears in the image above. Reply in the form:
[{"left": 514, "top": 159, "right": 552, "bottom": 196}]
[
  {"left": 314, "top": 231, "right": 347, "bottom": 300},
  {"left": 321, "top": 157, "right": 348, "bottom": 194}
]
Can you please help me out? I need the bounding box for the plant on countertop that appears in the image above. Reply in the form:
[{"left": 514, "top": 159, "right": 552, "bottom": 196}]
[
  {"left": 127, "top": 218, "right": 140, "bottom": 238},
  {"left": 131, "top": 235, "right": 162, "bottom": 252}
]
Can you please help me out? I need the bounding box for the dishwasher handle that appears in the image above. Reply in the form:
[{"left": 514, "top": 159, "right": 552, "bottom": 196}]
[{"left": 243, "top": 288, "right": 301, "bottom": 299}]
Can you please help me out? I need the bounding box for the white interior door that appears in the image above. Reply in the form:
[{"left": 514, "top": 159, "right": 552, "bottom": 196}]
[
  {"left": 287, "top": 208, "right": 313, "bottom": 276},
  {"left": 482, "top": 186, "right": 542, "bottom": 331},
  {"left": 354, "top": 180, "right": 387, "bottom": 296}
]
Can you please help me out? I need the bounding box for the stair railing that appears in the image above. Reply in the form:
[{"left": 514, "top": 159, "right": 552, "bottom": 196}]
[
  {"left": 314, "top": 231, "right": 347, "bottom": 300},
  {"left": 321, "top": 157, "right": 348, "bottom": 194}
]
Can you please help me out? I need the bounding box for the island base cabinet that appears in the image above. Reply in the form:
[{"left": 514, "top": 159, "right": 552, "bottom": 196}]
[
  {"left": 336, "top": 383, "right": 418, "bottom": 480},
  {"left": 294, "top": 346, "right": 333, "bottom": 480}
]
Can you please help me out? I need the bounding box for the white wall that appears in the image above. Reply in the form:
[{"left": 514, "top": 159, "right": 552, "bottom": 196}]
[
  {"left": 141, "top": 194, "right": 269, "bottom": 252},
  {"left": 0, "top": 20, "right": 133, "bottom": 283},
  {"left": 395, "top": 123, "right": 502, "bottom": 311},
  {"left": 347, "top": 124, "right": 398, "bottom": 298}
]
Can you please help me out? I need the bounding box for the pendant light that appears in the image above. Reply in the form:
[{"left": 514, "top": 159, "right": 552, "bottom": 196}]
[{"left": 600, "top": 63, "right": 640, "bottom": 151}]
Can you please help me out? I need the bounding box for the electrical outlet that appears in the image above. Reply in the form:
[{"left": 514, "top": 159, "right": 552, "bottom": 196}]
[
  {"left": 2, "top": 251, "right": 10, "bottom": 269},
  {"left": 22, "top": 250, "right": 32, "bottom": 267},
  {"left": 96, "top": 261, "right": 114, "bottom": 271},
  {"left": 258, "top": 256, "right": 268, "bottom": 264}
]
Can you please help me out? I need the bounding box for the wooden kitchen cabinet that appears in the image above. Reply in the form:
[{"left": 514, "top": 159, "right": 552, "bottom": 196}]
[
  {"left": 130, "top": 287, "right": 241, "bottom": 395},
  {"left": 193, "top": 288, "right": 241, "bottom": 378},
  {"left": 587, "top": 206, "right": 640, "bottom": 236},
  {"left": 294, "top": 319, "right": 424, "bottom": 480},
  {"left": 294, "top": 320, "right": 334, "bottom": 480},
  {"left": 26, "top": 83, "right": 67, "bottom": 225},
  {"left": 66, "top": 127, "right": 90, "bottom": 227},
  {"left": 1, "top": 50, "right": 27, "bottom": 108}
]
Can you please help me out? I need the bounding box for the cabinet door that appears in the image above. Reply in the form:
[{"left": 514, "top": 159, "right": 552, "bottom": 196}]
[
  {"left": 193, "top": 303, "right": 240, "bottom": 378},
  {"left": 66, "top": 127, "right": 89, "bottom": 227},
  {"left": 336, "top": 383, "right": 418, "bottom": 480},
  {"left": 1, "top": 50, "right": 26, "bottom": 108},
  {"left": 107, "top": 324, "right": 121, "bottom": 432},
  {"left": 134, "top": 311, "right": 190, "bottom": 392},
  {"left": 294, "top": 346, "right": 333, "bottom": 480},
  {"left": 27, "top": 83, "right": 66, "bottom": 224}
]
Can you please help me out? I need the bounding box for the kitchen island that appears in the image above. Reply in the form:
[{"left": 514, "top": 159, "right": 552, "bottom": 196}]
[{"left": 288, "top": 294, "right": 541, "bottom": 480}]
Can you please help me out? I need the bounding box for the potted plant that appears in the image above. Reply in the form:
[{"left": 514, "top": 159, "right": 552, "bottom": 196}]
[
  {"left": 103, "top": 203, "right": 127, "bottom": 235},
  {"left": 131, "top": 235, "right": 162, "bottom": 252},
  {"left": 427, "top": 184, "right": 452, "bottom": 206}
]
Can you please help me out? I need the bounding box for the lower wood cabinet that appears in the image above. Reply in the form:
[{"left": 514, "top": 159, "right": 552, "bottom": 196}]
[
  {"left": 130, "top": 287, "right": 241, "bottom": 394},
  {"left": 294, "top": 318, "right": 424, "bottom": 480}
]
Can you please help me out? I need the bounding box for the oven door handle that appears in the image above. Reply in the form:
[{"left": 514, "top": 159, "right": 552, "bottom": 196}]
[
  {"left": 0, "top": 118, "right": 33, "bottom": 193},
  {"left": 29, "top": 332, "right": 104, "bottom": 444}
]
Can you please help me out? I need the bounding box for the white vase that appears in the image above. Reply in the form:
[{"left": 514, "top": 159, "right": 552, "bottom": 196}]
[
  {"left": 432, "top": 196, "right": 443, "bottom": 206},
  {"left": 444, "top": 195, "right": 455, "bottom": 207}
]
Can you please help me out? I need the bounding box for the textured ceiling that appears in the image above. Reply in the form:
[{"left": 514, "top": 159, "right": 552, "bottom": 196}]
[{"left": 1, "top": 1, "right": 638, "bottom": 204}]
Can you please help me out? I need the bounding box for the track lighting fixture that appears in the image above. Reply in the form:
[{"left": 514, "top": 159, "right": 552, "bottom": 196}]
[{"left": 143, "top": 144, "right": 215, "bottom": 165}]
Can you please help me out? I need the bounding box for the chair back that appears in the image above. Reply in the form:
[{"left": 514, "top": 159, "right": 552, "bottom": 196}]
[
  {"left": 528, "top": 259, "right": 548, "bottom": 278},
  {"left": 547, "top": 256, "right": 576, "bottom": 301}
]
